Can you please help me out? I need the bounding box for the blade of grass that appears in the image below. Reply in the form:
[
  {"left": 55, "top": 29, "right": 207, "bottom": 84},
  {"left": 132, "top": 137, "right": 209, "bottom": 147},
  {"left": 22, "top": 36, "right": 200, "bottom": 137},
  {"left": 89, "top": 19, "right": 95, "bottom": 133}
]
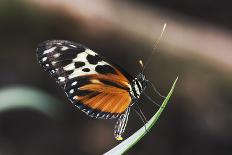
[
  {"left": 104, "top": 77, "right": 178, "bottom": 155},
  {"left": 0, "top": 86, "right": 63, "bottom": 117}
]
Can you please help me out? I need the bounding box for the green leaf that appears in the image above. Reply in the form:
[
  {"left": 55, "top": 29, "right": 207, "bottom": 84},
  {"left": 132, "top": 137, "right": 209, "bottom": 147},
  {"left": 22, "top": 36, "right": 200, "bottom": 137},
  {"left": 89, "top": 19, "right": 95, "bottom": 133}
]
[
  {"left": 0, "top": 86, "right": 63, "bottom": 117},
  {"left": 103, "top": 77, "right": 178, "bottom": 155}
]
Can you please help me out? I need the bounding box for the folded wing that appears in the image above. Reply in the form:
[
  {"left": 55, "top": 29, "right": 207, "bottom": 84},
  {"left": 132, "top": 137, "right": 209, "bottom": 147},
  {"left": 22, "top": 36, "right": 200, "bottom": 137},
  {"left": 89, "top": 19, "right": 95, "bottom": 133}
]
[{"left": 36, "top": 40, "right": 133, "bottom": 119}]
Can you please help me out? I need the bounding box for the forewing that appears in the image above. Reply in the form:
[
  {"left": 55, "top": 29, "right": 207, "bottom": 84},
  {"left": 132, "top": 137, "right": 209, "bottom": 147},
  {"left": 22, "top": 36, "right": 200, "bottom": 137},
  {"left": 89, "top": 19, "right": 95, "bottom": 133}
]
[{"left": 36, "top": 40, "right": 132, "bottom": 119}]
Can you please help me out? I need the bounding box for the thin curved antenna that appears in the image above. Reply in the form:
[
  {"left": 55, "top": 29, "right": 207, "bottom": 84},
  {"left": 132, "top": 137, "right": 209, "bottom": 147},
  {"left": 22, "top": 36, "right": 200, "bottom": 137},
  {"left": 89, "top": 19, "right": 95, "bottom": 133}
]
[{"left": 142, "top": 23, "right": 167, "bottom": 72}]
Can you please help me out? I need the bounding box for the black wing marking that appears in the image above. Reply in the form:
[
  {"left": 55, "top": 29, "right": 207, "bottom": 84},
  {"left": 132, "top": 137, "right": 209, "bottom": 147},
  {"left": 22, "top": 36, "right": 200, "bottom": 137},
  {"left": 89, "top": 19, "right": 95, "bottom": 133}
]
[
  {"left": 36, "top": 40, "right": 133, "bottom": 119},
  {"left": 36, "top": 40, "right": 86, "bottom": 86}
]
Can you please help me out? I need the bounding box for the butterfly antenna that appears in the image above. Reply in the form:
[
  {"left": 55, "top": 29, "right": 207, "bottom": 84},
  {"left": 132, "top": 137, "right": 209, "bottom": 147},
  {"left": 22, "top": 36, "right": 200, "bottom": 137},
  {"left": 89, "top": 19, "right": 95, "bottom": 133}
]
[{"left": 142, "top": 23, "right": 167, "bottom": 72}]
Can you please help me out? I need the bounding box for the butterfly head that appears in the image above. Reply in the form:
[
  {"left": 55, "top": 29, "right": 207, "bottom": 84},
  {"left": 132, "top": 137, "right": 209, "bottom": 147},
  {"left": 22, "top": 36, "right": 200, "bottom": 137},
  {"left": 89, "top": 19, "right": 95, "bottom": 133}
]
[{"left": 136, "top": 73, "right": 148, "bottom": 89}]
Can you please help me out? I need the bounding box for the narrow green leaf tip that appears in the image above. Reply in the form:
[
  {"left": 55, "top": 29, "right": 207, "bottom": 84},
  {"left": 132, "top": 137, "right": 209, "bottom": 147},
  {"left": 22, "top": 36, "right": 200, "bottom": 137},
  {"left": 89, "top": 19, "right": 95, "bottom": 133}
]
[{"left": 104, "top": 77, "right": 178, "bottom": 155}]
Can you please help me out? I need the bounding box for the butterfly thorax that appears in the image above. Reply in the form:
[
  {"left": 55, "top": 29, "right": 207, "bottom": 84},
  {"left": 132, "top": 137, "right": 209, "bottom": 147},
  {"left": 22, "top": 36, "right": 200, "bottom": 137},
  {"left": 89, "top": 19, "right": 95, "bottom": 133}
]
[{"left": 130, "top": 73, "right": 148, "bottom": 100}]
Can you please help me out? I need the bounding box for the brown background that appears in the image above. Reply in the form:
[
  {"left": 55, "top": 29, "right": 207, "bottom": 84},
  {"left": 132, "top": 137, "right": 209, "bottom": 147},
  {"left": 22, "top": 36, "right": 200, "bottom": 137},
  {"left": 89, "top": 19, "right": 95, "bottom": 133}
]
[{"left": 0, "top": 0, "right": 231, "bottom": 155}]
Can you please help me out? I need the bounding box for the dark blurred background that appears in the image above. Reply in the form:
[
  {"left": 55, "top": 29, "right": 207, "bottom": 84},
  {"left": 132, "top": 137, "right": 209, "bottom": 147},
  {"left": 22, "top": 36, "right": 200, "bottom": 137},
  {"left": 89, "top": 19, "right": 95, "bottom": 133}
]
[{"left": 0, "top": 0, "right": 232, "bottom": 155}]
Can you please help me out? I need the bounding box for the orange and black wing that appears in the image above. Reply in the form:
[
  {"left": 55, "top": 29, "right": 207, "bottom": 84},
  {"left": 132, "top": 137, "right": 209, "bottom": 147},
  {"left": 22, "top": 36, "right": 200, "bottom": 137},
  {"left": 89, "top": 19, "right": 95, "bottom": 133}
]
[{"left": 36, "top": 40, "right": 133, "bottom": 119}]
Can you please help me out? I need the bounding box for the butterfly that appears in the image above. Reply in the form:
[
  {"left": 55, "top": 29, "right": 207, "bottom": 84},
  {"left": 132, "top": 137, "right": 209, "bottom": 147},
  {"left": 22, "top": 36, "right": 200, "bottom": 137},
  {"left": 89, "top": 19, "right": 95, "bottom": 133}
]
[{"left": 36, "top": 40, "right": 159, "bottom": 140}]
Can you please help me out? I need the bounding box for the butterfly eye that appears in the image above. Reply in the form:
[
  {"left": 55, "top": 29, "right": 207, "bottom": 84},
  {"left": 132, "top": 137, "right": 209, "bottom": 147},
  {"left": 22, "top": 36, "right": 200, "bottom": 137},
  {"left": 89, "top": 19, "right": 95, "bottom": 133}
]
[{"left": 142, "top": 80, "right": 148, "bottom": 88}]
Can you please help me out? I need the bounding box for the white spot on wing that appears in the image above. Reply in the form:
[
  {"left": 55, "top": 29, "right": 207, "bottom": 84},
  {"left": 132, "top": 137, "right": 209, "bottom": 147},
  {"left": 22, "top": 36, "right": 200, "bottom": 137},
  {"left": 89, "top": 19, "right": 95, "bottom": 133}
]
[
  {"left": 73, "top": 52, "right": 87, "bottom": 62},
  {"left": 69, "top": 69, "right": 96, "bottom": 79},
  {"left": 42, "top": 57, "right": 47, "bottom": 62},
  {"left": 54, "top": 53, "right": 60, "bottom": 58},
  {"left": 61, "top": 46, "right": 69, "bottom": 51},
  {"left": 70, "top": 44, "right": 76, "bottom": 48},
  {"left": 63, "top": 63, "right": 75, "bottom": 71},
  {"left": 69, "top": 89, "right": 74, "bottom": 94},
  {"left": 43, "top": 47, "right": 56, "bottom": 54},
  {"left": 85, "top": 49, "right": 96, "bottom": 55},
  {"left": 58, "top": 77, "right": 65, "bottom": 82},
  {"left": 51, "top": 61, "right": 56, "bottom": 65},
  {"left": 71, "top": 81, "right": 78, "bottom": 86},
  {"left": 69, "top": 52, "right": 111, "bottom": 78},
  {"left": 87, "top": 110, "right": 91, "bottom": 114}
]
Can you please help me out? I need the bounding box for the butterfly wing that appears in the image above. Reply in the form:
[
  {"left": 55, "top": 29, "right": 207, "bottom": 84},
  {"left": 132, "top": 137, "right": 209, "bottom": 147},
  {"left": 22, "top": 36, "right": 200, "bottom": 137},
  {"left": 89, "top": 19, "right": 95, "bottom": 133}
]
[
  {"left": 36, "top": 40, "right": 133, "bottom": 119},
  {"left": 114, "top": 107, "right": 130, "bottom": 140}
]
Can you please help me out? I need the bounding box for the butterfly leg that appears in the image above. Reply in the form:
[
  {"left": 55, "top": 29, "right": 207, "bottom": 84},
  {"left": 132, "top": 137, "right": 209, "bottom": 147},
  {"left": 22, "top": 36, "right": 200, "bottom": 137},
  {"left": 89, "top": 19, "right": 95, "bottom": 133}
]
[
  {"left": 144, "top": 92, "right": 161, "bottom": 107},
  {"left": 148, "top": 81, "right": 166, "bottom": 98},
  {"left": 132, "top": 104, "right": 148, "bottom": 133}
]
